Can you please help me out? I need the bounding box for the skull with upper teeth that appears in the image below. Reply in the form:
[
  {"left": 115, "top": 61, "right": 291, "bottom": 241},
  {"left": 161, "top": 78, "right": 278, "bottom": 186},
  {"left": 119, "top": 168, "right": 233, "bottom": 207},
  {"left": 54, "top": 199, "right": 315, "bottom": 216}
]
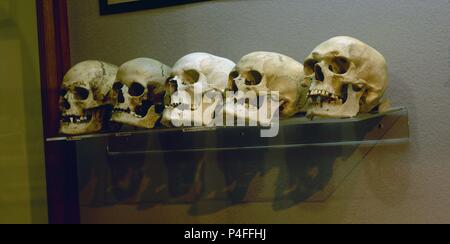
[
  {"left": 224, "top": 52, "right": 306, "bottom": 125},
  {"left": 59, "top": 60, "right": 118, "bottom": 135},
  {"left": 111, "top": 58, "right": 172, "bottom": 129},
  {"left": 162, "top": 53, "right": 235, "bottom": 127},
  {"left": 304, "top": 36, "right": 388, "bottom": 118}
]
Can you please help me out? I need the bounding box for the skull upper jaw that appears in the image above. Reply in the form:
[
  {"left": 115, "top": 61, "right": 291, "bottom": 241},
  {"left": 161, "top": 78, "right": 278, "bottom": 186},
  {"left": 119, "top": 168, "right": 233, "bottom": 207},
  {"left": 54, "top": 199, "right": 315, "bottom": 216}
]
[
  {"left": 307, "top": 84, "right": 364, "bottom": 119},
  {"left": 162, "top": 108, "right": 204, "bottom": 127},
  {"left": 162, "top": 99, "right": 221, "bottom": 127},
  {"left": 60, "top": 108, "right": 107, "bottom": 135},
  {"left": 112, "top": 105, "right": 161, "bottom": 129},
  {"left": 222, "top": 94, "right": 283, "bottom": 127},
  {"left": 223, "top": 102, "right": 260, "bottom": 126},
  {"left": 163, "top": 80, "right": 224, "bottom": 127}
]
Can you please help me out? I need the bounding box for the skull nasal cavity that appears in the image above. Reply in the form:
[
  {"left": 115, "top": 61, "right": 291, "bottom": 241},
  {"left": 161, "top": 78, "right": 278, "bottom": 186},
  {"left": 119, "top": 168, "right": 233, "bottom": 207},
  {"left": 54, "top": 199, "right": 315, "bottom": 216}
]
[
  {"left": 63, "top": 100, "right": 71, "bottom": 109},
  {"left": 118, "top": 92, "right": 125, "bottom": 103},
  {"left": 231, "top": 80, "right": 239, "bottom": 92},
  {"left": 315, "top": 65, "right": 325, "bottom": 82},
  {"left": 245, "top": 71, "right": 263, "bottom": 86}
]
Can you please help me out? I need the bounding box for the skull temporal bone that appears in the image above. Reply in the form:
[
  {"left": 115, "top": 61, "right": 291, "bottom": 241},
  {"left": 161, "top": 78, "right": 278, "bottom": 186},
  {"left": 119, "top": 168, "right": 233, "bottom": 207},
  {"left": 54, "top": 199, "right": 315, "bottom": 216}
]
[
  {"left": 112, "top": 58, "right": 172, "bottom": 129},
  {"left": 59, "top": 60, "right": 118, "bottom": 135},
  {"left": 304, "top": 36, "right": 388, "bottom": 118},
  {"left": 225, "top": 51, "right": 306, "bottom": 125},
  {"left": 163, "top": 52, "right": 236, "bottom": 127}
]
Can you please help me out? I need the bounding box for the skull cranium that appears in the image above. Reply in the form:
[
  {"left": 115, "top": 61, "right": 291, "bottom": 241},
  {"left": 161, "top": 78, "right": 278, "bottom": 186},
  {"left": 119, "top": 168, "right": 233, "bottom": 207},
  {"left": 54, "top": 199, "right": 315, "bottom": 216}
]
[
  {"left": 111, "top": 58, "right": 172, "bottom": 129},
  {"left": 59, "top": 60, "right": 118, "bottom": 135},
  {"left": 304, "top": 36, "right": 388, "bottom": 118}
]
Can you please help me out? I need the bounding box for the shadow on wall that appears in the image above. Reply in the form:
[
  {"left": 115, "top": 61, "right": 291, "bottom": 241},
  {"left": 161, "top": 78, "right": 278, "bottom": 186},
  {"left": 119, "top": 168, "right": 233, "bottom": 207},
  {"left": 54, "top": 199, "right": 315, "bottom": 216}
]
[{"left": 77, "top": 143, "right": 353, "bottom": 214}]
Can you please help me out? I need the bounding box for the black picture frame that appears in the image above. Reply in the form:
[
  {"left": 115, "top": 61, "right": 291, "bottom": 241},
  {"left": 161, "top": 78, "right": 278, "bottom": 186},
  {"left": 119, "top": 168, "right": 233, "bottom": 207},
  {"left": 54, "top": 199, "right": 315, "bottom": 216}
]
[{"left": 99, "top": 0, "right": 209, "bottom": 15}]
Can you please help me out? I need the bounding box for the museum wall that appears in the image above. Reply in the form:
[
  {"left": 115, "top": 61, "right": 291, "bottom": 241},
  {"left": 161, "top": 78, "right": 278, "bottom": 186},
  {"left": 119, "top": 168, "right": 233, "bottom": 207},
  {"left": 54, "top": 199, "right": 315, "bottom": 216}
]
[
  {"left": 0, "top": 0, "right": 47, "bottom": 224},
  {"left": 67, "top": 0, "right": 450, "bottom": 223}
]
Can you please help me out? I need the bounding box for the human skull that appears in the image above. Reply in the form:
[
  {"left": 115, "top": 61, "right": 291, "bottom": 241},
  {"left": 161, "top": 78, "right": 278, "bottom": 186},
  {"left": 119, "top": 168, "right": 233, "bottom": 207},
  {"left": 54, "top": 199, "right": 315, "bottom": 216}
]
[
  {"left": 162, "top": 53, "right": 235, "bottom": 127},
  {"left": 111, "top": 58, "right": 172, "bottom": 129},
  {"left": 224, "top": 52, "right": 306, "bottom": 125},
  {"left": 304, "top": 36, "right": 388, "bottom": 118},
  {"left": 59, "top": 60, "right": 118, "bottom": 135}
]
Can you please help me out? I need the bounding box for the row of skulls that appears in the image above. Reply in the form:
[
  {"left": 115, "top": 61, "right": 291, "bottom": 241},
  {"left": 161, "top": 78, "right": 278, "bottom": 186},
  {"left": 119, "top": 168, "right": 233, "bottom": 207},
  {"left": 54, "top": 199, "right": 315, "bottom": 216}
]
[{"left": 60, "top": 36, "right": 389, "bottom": 135}]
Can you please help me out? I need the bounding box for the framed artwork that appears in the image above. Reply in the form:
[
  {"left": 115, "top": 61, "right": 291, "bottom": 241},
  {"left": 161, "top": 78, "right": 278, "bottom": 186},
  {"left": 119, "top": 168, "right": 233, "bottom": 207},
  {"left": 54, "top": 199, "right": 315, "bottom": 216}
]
[{"left": 99, "top": 0, "right": 209, "bottom": 15}]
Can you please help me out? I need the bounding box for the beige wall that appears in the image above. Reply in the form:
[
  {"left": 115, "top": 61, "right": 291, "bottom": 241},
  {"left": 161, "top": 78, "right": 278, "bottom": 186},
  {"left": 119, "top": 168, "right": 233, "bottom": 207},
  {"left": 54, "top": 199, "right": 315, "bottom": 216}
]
[
  {"left": 0, "top": 0, "right": 47, "bottom": 224},
  {"left": 67, "top": 0, "right": 450, "bottom": 223}
]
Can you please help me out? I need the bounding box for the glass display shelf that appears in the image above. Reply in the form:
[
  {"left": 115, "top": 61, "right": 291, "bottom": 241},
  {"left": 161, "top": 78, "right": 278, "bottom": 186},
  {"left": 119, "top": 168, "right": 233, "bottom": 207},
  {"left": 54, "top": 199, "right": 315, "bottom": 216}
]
[
  {"left": 47, "top": 107, "right": 410, "bottom": 153},
  {"left": 61, "top": 107, "right": 409, "bottom": 207}
]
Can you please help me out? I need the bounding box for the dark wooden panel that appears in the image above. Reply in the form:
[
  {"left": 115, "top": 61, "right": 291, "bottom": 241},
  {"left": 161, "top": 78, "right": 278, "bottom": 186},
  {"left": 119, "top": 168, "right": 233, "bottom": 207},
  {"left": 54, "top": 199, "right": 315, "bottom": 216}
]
[{"left": 36, "top": 0, "right": 80, "bottom": 224}]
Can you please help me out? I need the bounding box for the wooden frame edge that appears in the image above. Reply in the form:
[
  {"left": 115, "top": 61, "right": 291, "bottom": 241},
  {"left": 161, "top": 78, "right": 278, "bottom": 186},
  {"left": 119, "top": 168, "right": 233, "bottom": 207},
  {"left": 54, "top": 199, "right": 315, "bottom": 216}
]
[{"left": 36, "top": 0, "right": 80, "bottom": 224}]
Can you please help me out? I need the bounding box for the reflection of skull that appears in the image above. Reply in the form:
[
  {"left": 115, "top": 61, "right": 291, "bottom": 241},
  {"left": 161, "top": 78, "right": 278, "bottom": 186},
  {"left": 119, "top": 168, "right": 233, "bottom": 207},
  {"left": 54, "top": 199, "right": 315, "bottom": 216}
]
[
  {"left": 111, "top": 58, "right": 172, "bottom": 129},
  {"left": 60, "top": 60, "right": 118, "bottom": 135},
  {"left": 304, "top": 36, "right": 388, "bottom": 118},
  {"left": 162, "top": 53, "right": 235, "bottom": 127},
  {"left": 225, "top": 52, "right": 306, "bottom": 125}
]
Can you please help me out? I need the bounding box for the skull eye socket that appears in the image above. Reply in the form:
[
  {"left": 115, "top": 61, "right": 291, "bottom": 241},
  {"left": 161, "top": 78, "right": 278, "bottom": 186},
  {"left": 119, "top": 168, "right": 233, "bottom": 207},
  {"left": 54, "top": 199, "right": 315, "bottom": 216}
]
[
  {"left": 166, "top": 77, "right": 178, "bottom": 94},
  {"left": 166, "top": 77, "right": 176, "bottom": 85},
  {"left": 329, "top": 57, "right": 351, "bottom": 74},
  {"left": 228, "top": 71, "right": 240, "bottom": 92},
  {"left": 245, "top": 70, "right": 263, "bottom": 86},
  {"left": 74, "top": 87, "right": 89, "bottom": 100},
  {"left": 113, "top": 82, "right": 123, "bottom": 91},
  {"left": 304, "top": 59, "right": 318, "bottom": 76},
  {"left": 60, "top": 89, "right": 68, "bottom": 97},
  {"left": 183, "top": 70, "right": 200, "bottom": 85},
  {"left": 229, "top": 71, "right": 239, "bottom": 80},
  {"left": 129, "top": 82, "right": 145, "bottom": 97}
]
